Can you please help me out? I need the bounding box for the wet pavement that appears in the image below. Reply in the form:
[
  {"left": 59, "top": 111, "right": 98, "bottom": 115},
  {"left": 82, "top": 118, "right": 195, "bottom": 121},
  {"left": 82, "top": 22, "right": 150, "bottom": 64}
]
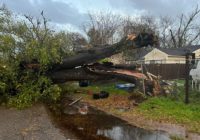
[{"left": 0, "top": 104, "right": 77, "bottom": 140}]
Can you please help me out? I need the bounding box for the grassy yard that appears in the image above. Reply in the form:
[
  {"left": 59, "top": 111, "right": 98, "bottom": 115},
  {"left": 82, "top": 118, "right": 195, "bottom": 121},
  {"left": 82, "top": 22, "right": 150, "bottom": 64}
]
[{"left": 136, "top": 80, "right": 200, "bottom": 133}]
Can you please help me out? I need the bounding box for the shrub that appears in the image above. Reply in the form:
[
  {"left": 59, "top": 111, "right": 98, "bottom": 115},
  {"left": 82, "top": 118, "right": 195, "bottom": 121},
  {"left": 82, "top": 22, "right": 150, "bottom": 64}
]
[{"left": 0, "top": 6, "right": 70, "bottom": 108}]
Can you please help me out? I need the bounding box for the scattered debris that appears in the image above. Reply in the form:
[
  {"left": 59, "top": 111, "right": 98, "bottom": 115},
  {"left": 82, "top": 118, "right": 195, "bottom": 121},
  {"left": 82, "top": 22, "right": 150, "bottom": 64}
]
[
  {"left": 79, "top": 80, "right": 90, "bottom": 87},
  {"left": 116, "top": 83, "right": 135, "bottom": 91},
  {"left": 136, "top": 71, "right": 163, "bottom": 96},
  {"left": 113, "top": 70, "right": 147, "bottom": 79},
  {"left": 146, "top": 91, "right": 153, "bottom": 97},
  {"left": 68, "top": 97, "right": 82, "bottom": 106},
  {"left": 78, "top": 104, "right": 88, "bottom": 115},
  {"left": 161, "top": 81, "right": 178, "bottom": 96},
  {"left": 93, "top": 91, "right": 109, "bottom": 100},
  {"left": 132, "top": 101, "right": 139, "bottom": 106},
  {"left": 147, "top": 72, "right": 161, "bottom": 80},
  {"left": 128, "top": 91, "right": 147, "bottom": 103}
]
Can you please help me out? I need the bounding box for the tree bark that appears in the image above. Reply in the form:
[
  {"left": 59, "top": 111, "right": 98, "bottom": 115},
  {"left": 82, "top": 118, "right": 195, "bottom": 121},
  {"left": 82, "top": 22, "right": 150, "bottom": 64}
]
[
  {"left": 53, "top": 33, "right": 157, "bottom": 70},
  {"left": 50, "top": 66, "right": 137, "bottom": 83}
]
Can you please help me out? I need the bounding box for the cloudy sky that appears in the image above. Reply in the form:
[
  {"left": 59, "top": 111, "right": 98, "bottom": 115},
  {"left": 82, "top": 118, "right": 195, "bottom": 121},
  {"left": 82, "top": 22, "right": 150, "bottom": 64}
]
[{"left": 1, "top": 0, "right": 200, "bottom": 32}]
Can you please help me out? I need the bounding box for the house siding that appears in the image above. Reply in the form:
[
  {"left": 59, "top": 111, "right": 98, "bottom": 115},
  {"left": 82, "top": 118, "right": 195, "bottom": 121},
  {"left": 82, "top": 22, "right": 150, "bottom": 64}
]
[
  {"left": 144, "top": 48, "right": 167, "bottom": 64},
  {"left": 143, "top": 48, "right": 186, "bottom": 64},
  {"left": 166, "top": 56, "right": 185, "bottom": 64},
  {"left": 193, "top": 49, "right": 200, "bottom": 59}
]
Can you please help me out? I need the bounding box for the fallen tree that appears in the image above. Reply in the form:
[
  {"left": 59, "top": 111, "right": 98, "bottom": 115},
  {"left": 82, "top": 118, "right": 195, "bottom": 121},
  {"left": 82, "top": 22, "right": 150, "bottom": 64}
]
[
  {"left": 50, "top": 64, "right": 139, "bottom": 83},
  {"left": 21, "top": 33, "right": 157, "bottom": 84},
  {"left": 53, "top": 33, "right": 157, "bottom": 70},
  {"left": 0, "top": 6, "right": 158, "bottom": 108},
  {"left": 49, "top": 33, "right": 158, "bottom": 83}
]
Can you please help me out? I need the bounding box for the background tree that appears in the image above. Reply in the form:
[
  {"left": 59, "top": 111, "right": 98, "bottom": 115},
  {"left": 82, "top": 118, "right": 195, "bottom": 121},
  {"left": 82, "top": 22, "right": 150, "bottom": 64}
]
[
  {"left": 121, "top": 15, "right": 158, "bottom": 37},
  {"left": 119, "top": 15, "right": 158, "bottom": 61},
  {"left": 83, "top": 11, "right": 122, "bottom": 46},
  {"left": 158, "top": 16, "right": 173, "bottom": 48},
  {"left": 67, "top": 32, "right": 88, "bottom": 52},
  {"left": 158, "top": 6, "right": 200, "bottom": 48}
]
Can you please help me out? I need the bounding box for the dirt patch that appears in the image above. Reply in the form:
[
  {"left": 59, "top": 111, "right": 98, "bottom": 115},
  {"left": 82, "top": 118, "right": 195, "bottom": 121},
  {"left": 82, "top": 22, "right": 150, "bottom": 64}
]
[{"left": 0, "top": 104, "right": 78, "bottom": 140}]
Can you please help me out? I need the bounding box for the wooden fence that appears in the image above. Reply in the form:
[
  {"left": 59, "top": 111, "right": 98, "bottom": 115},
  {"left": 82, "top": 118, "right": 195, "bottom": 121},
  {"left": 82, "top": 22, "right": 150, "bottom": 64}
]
[{"left": 142, "top": 64, "right": 186, "bottom": 80}]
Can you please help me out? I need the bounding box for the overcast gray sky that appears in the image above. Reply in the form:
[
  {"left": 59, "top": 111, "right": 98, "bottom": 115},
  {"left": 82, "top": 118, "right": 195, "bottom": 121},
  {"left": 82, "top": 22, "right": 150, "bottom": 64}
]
[{"left": 1, "top": 0, "right": 200, "bottom": 32}]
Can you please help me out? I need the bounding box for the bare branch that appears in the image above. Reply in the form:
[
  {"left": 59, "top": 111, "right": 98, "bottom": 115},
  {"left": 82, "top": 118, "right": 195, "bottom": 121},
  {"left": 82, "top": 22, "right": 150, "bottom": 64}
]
[{"left": 170, "top": 29, "right": 177, "bottom": 48}]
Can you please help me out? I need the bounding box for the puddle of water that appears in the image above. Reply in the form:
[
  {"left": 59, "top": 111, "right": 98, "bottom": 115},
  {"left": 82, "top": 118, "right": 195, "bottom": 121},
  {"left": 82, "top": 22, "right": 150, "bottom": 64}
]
[{"left": 54, "top": 104, "right": 171, "bottom": 140}]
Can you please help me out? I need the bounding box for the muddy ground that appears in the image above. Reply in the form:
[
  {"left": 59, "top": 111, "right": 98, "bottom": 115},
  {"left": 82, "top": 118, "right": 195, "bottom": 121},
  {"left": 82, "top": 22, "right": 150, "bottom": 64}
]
[
  {"left": 74, "top": 94, "right": 200, "bottom": 140},
  {"left": 0, "top": 104, "right": 78, "bottom": 140}
]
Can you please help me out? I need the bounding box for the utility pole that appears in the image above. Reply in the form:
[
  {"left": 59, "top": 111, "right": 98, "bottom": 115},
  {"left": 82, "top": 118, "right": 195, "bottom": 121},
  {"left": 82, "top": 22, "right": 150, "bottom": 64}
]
[
  {"left": 185, "top": 53, "right": 195, "bottom": 104},
  {"left": 185, "top": 53, "right": 190, "bottom": 104},
  {"left": 141, "top": 63, "right": 146, "bottom": 95}
]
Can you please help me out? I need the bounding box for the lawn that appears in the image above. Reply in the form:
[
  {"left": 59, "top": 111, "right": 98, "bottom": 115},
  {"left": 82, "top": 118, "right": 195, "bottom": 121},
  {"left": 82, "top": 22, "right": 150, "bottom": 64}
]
[{"left": 136, "top": 80, "right": 200, "bottom": 133}]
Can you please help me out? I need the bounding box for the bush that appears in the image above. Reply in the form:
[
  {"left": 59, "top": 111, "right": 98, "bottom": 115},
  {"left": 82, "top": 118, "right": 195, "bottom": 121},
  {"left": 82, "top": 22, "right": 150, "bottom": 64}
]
[{"left": 0, "top": 6, "right": 70, "bottom": 108}]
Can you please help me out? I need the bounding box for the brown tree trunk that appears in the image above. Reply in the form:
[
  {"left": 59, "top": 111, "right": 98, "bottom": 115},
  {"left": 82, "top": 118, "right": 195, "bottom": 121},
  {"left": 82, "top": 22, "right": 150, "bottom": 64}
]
[
  {"left": 50, "top": 67, "right": 137, "bottom": 83},
  {"left": 53, "top": 33, "right": 157, "bottom": 70}
]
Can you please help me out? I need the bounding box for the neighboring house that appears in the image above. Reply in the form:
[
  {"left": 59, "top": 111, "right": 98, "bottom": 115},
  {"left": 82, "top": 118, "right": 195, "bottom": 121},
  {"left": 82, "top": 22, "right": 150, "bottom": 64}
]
[
  {"left": 124, "top": 45, "right": 200, "bottom": 64},
  {"left": 107, "top": 45, "right": 200, "bottom": 64},
  {"left": 141, "top": 48, "right": 186, "bottom": 64}
]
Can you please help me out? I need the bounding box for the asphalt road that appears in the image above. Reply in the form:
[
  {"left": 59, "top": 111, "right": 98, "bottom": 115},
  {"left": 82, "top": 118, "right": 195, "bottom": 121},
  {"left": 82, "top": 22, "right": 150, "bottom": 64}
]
[{"left": 0, "top": 104, "right": 78, "bottom": 140}]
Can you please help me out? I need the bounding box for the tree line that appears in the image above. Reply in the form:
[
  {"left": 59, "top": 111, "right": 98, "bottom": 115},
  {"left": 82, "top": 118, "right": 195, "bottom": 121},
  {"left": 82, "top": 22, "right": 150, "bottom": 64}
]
[{"left": 74, "top": 6, "right": 200, "bottom": 50}]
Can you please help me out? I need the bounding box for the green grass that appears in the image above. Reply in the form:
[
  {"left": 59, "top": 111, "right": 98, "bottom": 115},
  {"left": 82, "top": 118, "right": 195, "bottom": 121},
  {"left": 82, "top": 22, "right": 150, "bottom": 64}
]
[
  {"left": 61, "top": 81, "right": 130, "bottom": 95},
  {"left": 137, "top": 80, "right": 200, "bottom": 133},
  {"left": 138, "top": 97, "right": 200, "bottom": 122},
  {"left": 173, "top": 79, "right": 185, "bottom": 85}
]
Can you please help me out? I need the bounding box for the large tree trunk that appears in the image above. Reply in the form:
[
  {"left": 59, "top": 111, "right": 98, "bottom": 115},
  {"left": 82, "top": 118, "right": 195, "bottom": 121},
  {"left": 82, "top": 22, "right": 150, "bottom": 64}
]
[
  {"left": 53, "top": 33, "right": 157, "bottom": 70},
  {"left": 50, "top": 66, "right": 137, "bottom": 83}
]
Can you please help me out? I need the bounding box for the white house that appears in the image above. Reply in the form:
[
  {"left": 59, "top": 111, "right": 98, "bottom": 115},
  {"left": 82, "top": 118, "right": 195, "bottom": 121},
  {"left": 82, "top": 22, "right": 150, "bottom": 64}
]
[{"left": 125, "top": 45, "right": 200, "bottom": 64}]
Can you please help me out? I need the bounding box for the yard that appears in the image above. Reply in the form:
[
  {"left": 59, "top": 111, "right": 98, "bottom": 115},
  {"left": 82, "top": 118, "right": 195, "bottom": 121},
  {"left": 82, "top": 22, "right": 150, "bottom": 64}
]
[{"left": 62, "top": 80, "right": 200, "bottom": 139}]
